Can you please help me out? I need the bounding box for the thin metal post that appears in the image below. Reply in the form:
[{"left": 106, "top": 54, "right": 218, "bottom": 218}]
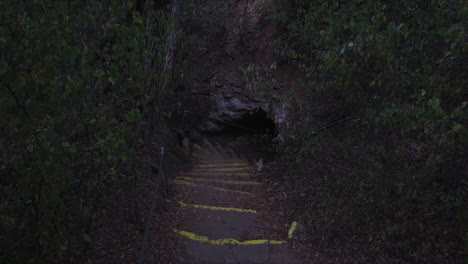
[
  {"left": 163, "top": 151, "right": 170, "bottom": 196},
  {"left": 137, "top": 147, "right": 165, "bottom": 264}
]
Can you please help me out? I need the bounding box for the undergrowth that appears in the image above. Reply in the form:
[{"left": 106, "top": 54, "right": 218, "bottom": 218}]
[
  {"left": 0, "top": 0, "right": 179, "bottom": 263},
  {"left": 270, "top": 0, "right": 468, "bottom": 262}
]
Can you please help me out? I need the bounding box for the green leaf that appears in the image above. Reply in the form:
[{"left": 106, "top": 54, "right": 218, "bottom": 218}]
[
  {"left": 68, "top": 146, "right": 77, "bottom": 153},
  {"left": 428, "top": 98, "right": 440, "bottom": 109},
  {"left": 108, "top": 76, "right": 115, "bottom": 85},
  {"left": 59, "top": 245, "right": 67, "bottom": 252},
  {"left": 453, "top": 124, "right": 465, "bottom": 135},
  {"left": 0, "top": 61, "right": 7, "bottom": 75},
  {"left": 128, "top": 149, "right": 137, "bottom": 161}
]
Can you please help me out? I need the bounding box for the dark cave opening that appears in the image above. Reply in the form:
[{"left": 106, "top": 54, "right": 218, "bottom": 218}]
[
  {"left": 194, "top": 109, "right": 279, "bottom": 162},
  {"left": 217, "top": 109, "right": 277, "bottom": 136}
]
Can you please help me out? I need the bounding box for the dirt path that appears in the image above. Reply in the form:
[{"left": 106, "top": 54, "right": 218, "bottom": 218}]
[{"left": 163, "top": 137, "right": 302, "bottom": 263}]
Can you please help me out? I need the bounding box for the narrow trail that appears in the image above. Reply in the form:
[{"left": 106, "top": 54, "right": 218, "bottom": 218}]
[{"left": 166, "top": 137, "right": 302, "bottom": 263}]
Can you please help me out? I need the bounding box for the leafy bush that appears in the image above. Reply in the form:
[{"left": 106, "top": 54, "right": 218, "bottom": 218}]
[
  {"left": 272, "top": 0, "right": 468, "bottom": 261},
  {"left": 274, "top": 0, "right": 467, "bottom": 107},
  {"left": 0, "top": 0, "right": 175, "bottom": 262}
]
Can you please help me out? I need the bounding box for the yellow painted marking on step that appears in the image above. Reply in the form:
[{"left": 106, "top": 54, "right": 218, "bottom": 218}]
[
  {"left": 186, "top": 172, "right": 251, "bottom": 176},
  {"left": 211, "top": 186, "right": 254, "bottom": 196},
  {"left": 193, "top": 143, "right": 205, "bottom": 151},
  {"left": 193, "top": 167, "right": 251, "bottom": 172},
  {"left": 288, "top": 221, "right": 298, "bottom": 239},
  {"left": 195, "top": 163, "right": 249, "bottom": 168},
  {"left": 173, "top": 179, "right": 197, "bottom": 187},
  {"left": 173, "top": 180, "right": 255, "bottom": 196},
  {"left": 203, "top": 138, "right": 217, "bottom": 150},
  {"left": 173, "top": 229, "right": 284, "bottom": 245},
  {"left": 178, "top": 177, "right": 261, "bottom": 186},
  {"left": 178, "top": 201, "right": 256, "bottom": 213},
  {"left": 198, "top": 159, "right": 245, "bottom": 164}
]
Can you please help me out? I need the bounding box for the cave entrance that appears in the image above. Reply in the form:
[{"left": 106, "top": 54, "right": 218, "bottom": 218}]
[
  {"left": 219, "top": 109, "right": 277, "bottom": 136},
  {"left": 206, "top": 109, "right": 278, "bottom": 161}
]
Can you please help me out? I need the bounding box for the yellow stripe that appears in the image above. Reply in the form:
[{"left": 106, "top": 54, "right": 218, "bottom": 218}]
[
  {"left": 193, "top": 143, "right": 204, "bottom": 151},
  {"left": 193, "top": 167, "right": 251, "bottom": 172},
  {"left": 211, "top": 186, "right": 254, "bottom": 196},
  {"left": 198, "top": 159, "right": 244, "bottom": 164},
  {"left": 288, "top": 221, "right": 298, "bottom": 239},
  {"left": 173, "top": 180, "right": 255, "bottom": 196},
  {"left": 186, "top": 172, "right": 251, "bottom": 177},
  {"left": 174, "top": 179, "right": 197, "bottom": 187},
  {"left": 178, "top": 201, "right": 256, "bottom": 213},
  {"left": 195, "top": 163, "right": 249, "bottom": 168},
  {"left": 178, "top": 177, "right": 261, "bottom": 186},
  {"left": 203, "top": 138, "right": 216, "bottom": 151},
  {"left": 173, "top": 229, "right": 284, "bottom": 245}
]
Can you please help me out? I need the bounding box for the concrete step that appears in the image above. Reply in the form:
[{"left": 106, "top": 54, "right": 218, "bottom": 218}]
[
  {"left": 201, "top": 138, "right": 220, "bottom": 154},
  {"left": 190, "top": 167, "right": 253, "bottom": 173},
  {"left": 193, "top": 150, "right": 215, "bottom": 159},
  {"left": 214, "top": 142, "right": 230, "bottom": 159},
  {"left": 177, "top": 207, "right": 260, "bottom": 240},
  {"left": 227, "top": 148, "right": 239, "bottom": 159},
  {"left": 172, "top": 136, "right": 303, "bottom": 263},
  {"left": 193, "top": 143, "right": 211, "bottom": 153},
  {"left": 176, "top": 176, "right": 262, "bottom": 193},
  {"left": 182, "top": 171, "right": 256, "bottom": 181},
  {"left": 195, "top": 159, "right": 247, "bottom": 164},
  {"left": 175, "top": 240, "right": 302, "bottom": 264},
  {"left": 173, "top": 181, "right": 258, "bottom": 209},
  {"left": 193, "top": 162, "right": 250, "bottom": 168}
]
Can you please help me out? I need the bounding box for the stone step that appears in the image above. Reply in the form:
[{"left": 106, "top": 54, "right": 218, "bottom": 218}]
[
  {"left": 193, "top": 162, "right": 250, "bottom": 168},
  {"left": 192, "top": 151, "right": 215, "bottom": 160},
  {"left": 176, "top": 177, "right": 262, "bottom": 193},
  {"left": 195, "top": 159, "right": 246, "bottom": 164},
  {"left": 177, "top": 201, "right": 257, "bottom": 214},
  {"left": 193, "top": 143, "right": 211, "bottom": 153},
  {"left": 176, "top": 207, "right": 260, "bottom": 240},
  {"left": 227, "top": 148, "right": 240, "bottom": 159},
  {"left": 173, "top": 137, "right": 303, "bottom": 263},
  {"left": 173, "top": 182, "right": 258, "bottom": 209},
  {"left": 200, "top": 138, "right": 221, "bottom": 155},
  {"left": 190, "top": 167, "right": 253, "bottom": 173},
  {"left": 175, "top": 240, "right": 302, "bottom": 264},
  {"left": 182, "top": 171, "right": 256, "bottom": 181},
  {"left": 214, "top": 142, "right": 230, "bottom": 159}
]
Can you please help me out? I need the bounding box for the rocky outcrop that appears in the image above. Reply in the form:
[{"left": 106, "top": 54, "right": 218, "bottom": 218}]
[
  {"left": 198, "top": 92, "right": 268, "bottom": 131},
  {"left": 180, "top": 0, "right": 292, "bottom": 139},
  {"left": 196, "top": 90, "right": 291, "bottom": 141}
]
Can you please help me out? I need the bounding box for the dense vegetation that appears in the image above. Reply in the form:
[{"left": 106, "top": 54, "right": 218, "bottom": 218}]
[
  {"left": 272, "top": 0, "right": 467, "bottom": 262},
  {"left": 1, "top": 0, "right": 466, "bottom": 262},
  {"left": 0, "top": 0, "right": 177, "bottom": 263}
]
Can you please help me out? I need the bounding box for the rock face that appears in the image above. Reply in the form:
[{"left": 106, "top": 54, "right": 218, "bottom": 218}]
[
  {"left": 198, "top": 93, "right": 268, "bottom": 132},
  {"left": 273, "top": 104, "right": 291, "bottom": 141},
  {"left": 180, "top": 0, "right": 292, "bottom": 139},
  {"left": 196, "top": 91, "right": 291, "bottom": 141}
]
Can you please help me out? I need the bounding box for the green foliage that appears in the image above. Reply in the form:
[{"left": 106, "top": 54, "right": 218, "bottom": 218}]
[
  {"left": 275, "top": 0, "right": 467, "bottom": 107},
  {"left": 0, "top": 0, "right": 175, "bottom": 263},
  {"left": 272, "top": 0, "right": 468, "bottom": 260}
]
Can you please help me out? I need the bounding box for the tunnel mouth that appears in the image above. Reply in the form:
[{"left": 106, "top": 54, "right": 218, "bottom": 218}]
[
  {"left": 216, "top": 109, "right": 278, "bottom": 137},
  {"left": 201, "top": 109, "right": 279, "bottom": 161}
]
